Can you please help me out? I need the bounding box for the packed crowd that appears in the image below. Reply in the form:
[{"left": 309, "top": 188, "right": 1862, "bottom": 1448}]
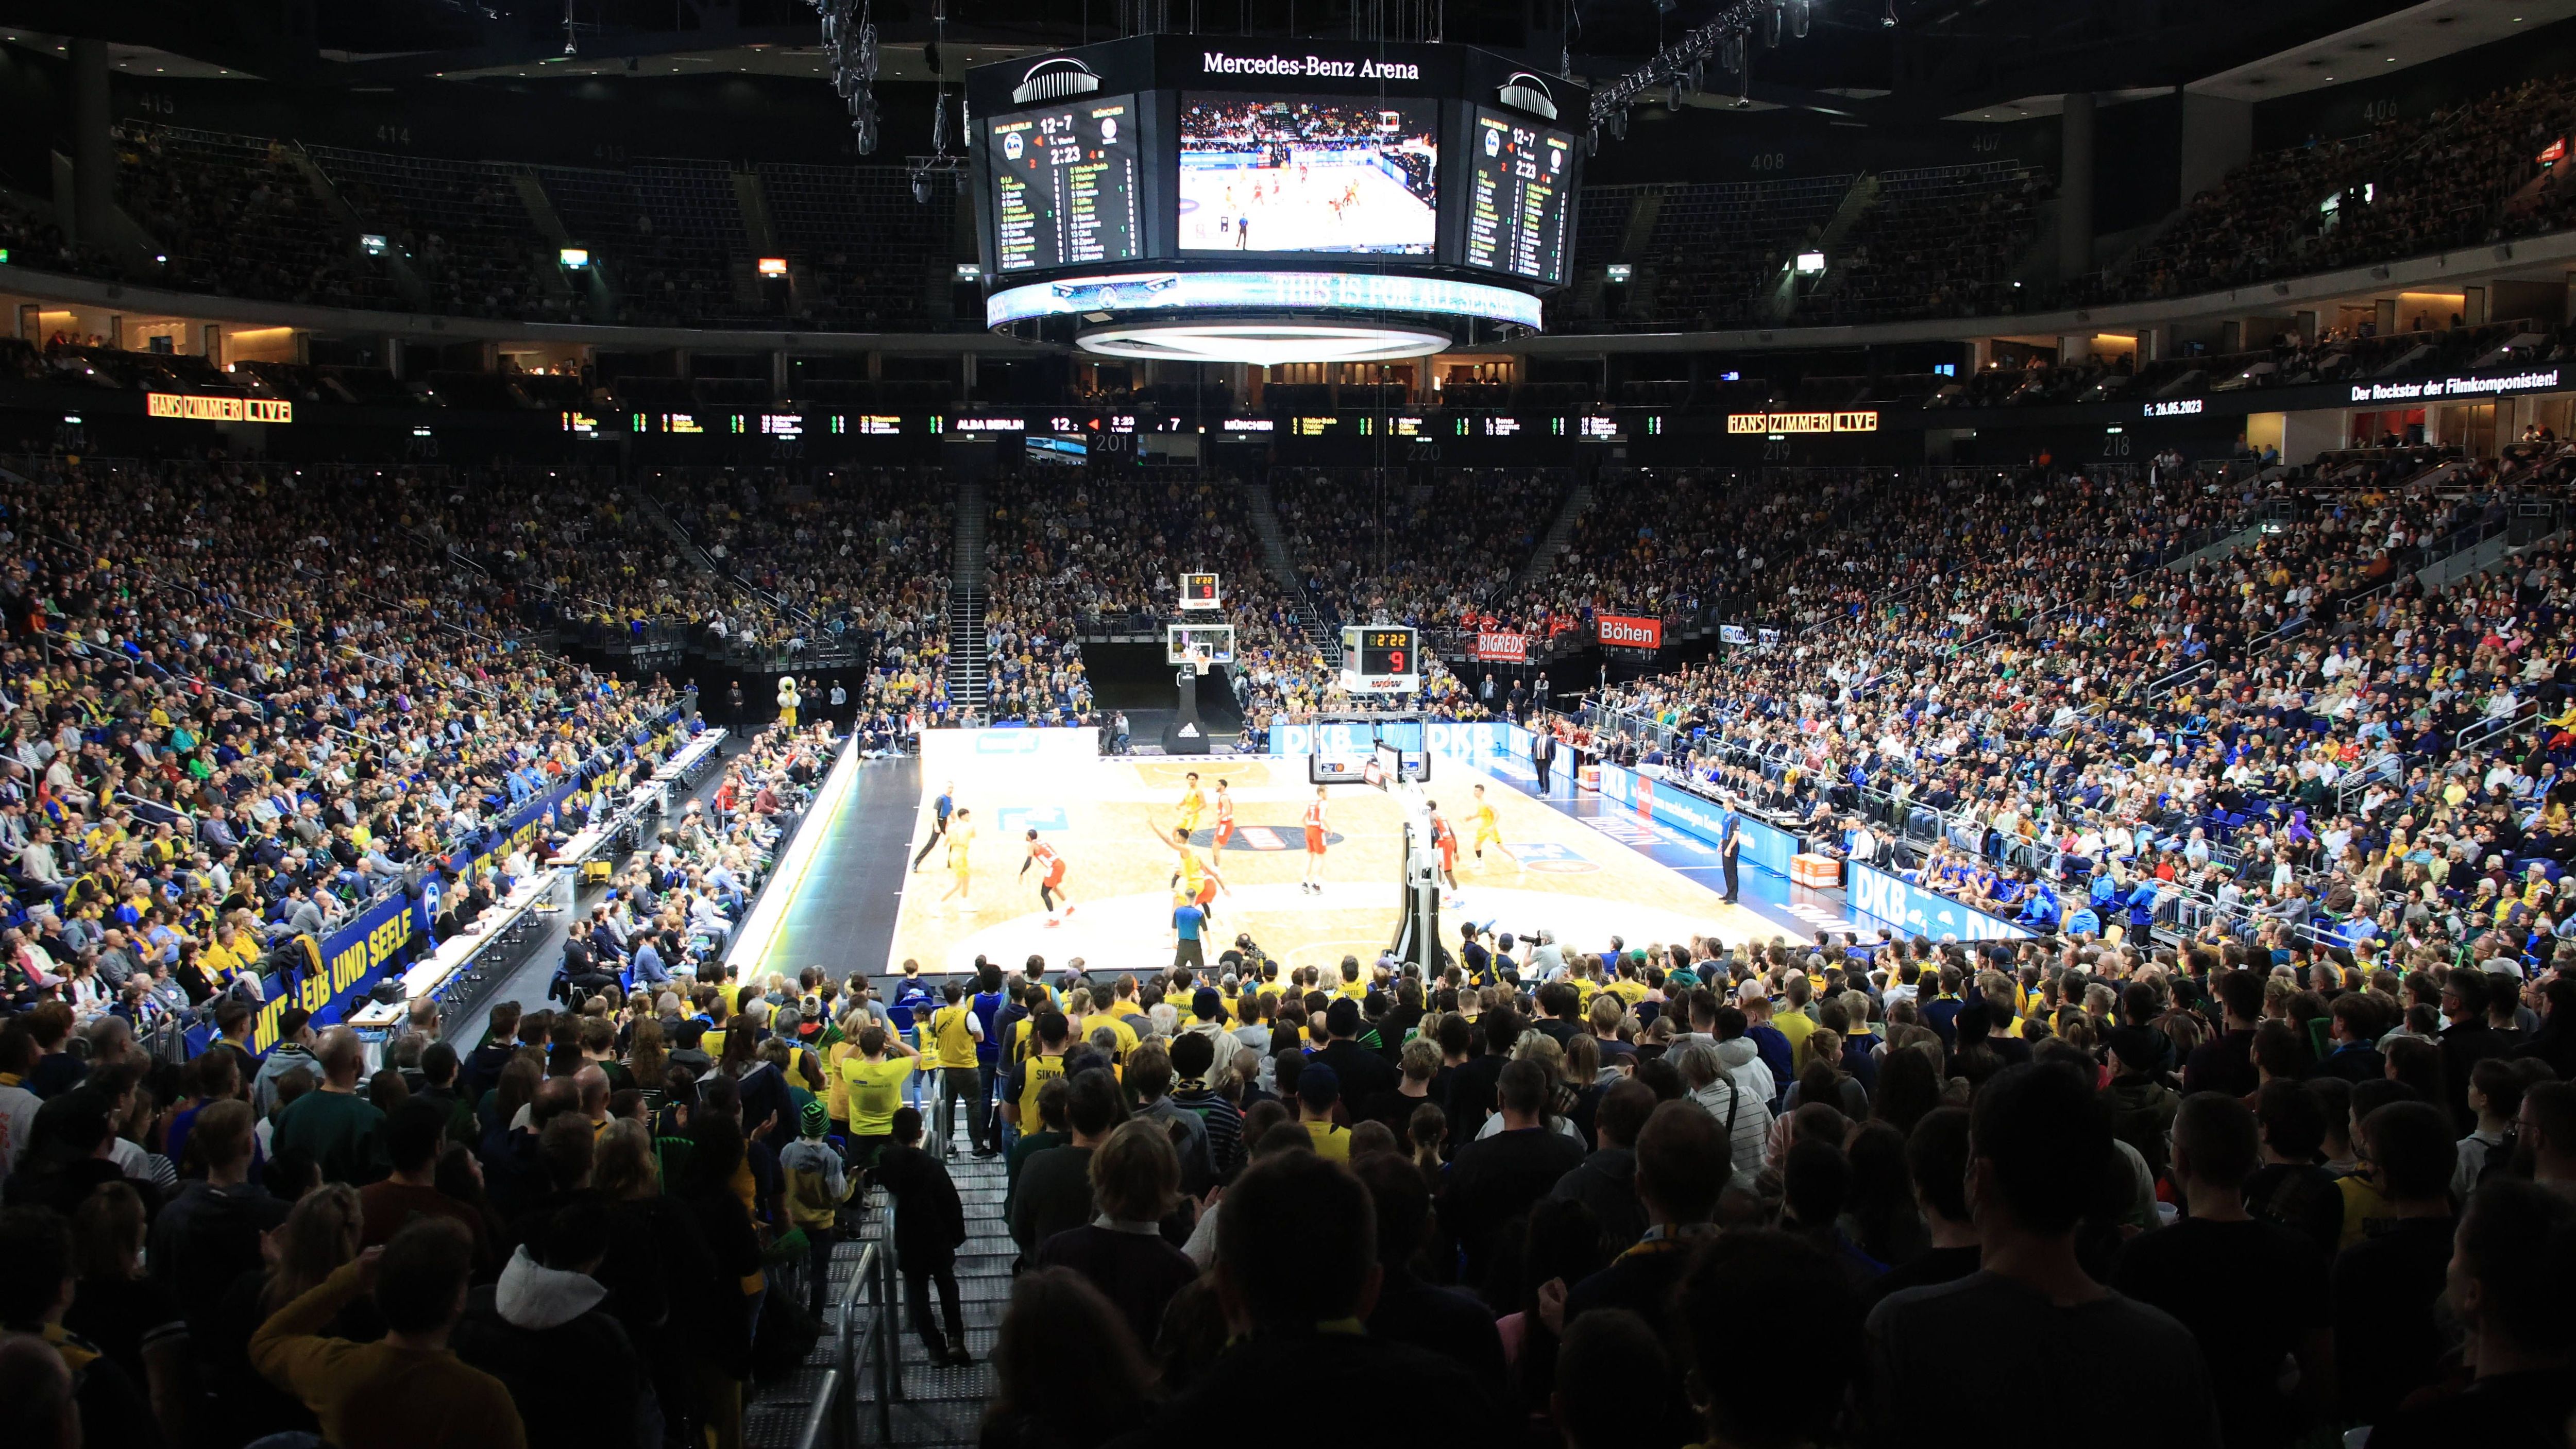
[
  {"left": 0, "top": 706, "right": 838, "bottom": 1448},
  {"left": 1272, "top": 467, "right": 1567, "bottom": 639},
  {"left": 986, "top": 476, "right": 1336, "bottom": 722},
  {"left": 49, "top": 923, "right": 2552, "bottom": 1449},
  {"left": 952, "top": 940, "right": 2576, "bottom": 1449},
  {"left": 651, "top": 469, "right": 951, "bottom": 675},
  {"left": 0, "top": 457, "right": 707, "bottom": 1015},
  {"left": 1571, "top": 459, "right": 2576, "bottom": 957}
]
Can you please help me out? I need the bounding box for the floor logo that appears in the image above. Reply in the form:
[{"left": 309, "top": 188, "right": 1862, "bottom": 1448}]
[
  {"left": 1190, "top": 823, "right": 1340, "bottom": 851},
  {"left": 1510, "top": 841, "right": 1599, "bottom": 874},
  {"left": 997, "top": 807, "right": 1070, "bottom": 835}
]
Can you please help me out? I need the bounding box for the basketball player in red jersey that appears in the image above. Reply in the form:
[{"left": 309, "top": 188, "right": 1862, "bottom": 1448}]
[
  {"left": 1427, "top": 799, "right": 1461, "bottom": 894},
  {"left": 1211, "top": 778, "right": 1237, "bottom": 851},
  {"left": 1020, "top": 830, "right": 1074, "bottom": 925},
  {"left": 1300, "top": 785, "right": 1329, "bottom": 895}
]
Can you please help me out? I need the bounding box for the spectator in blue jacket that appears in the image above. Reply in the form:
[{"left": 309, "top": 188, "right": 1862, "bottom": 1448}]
[
  {"left": 2015, "top": 879, "right": 2060, "bottom": 930},
  {"left": 2126, "top": 883, "right": 2160, "bottom": 937}
]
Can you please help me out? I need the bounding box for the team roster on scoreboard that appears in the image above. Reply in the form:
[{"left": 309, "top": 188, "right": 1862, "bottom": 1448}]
[
  {"left": 1463, "top": 106, "right": 1574, "bottom": 285},
  {"left": 989, "top": 94, "right": 1144, "bottom": 274}
]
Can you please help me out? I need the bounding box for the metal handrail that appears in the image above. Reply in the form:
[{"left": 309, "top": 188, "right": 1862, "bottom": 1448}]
[
  {"left": 791, "top": 1235, "right": 900, "bottom": 1449},
  {"left": 795, "top": 1370, "right": 841, "bottom": 1449}
]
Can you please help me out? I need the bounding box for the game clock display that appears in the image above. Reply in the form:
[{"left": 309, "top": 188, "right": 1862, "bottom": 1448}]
[
  {"left": 1353, "top": 627, "right": 1416, "bottom": 676},
  {"left": 1341, "top": 625, "right": 1420, "bottom": 693}
]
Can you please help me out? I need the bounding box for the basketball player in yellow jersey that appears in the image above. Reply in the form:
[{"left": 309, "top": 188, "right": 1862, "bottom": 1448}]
[
  {"left": 1470, "top": 784, "right": 1515, "bottom": 870},
  {"left": 1175, "top": 771, "right": 1207, "bottom": 840},
  {"left": 1164, "top": 824, "right": 1228, "bottom": 925},
  {"left": 939, "top": 807, "right": 978, "bottom": 911}
]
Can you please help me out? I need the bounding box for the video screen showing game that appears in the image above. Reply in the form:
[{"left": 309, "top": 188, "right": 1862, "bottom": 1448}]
[{"left": 1176, "top": 94, "right": 1439, "bottom": 254}]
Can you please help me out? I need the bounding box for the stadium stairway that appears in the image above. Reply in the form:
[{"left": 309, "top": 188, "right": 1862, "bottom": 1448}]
[
  {"left": 1500, "top": 478, "right": 1595, "bottom": 599},
  {"left": 742, "top": 1117, "right": 1015, "bottom": 1449},
  {"left": 947, "top": 481, "right": 991, "bottom": 714},
  {"left": 1242, "top": 479, "right": 1342, "bottom": 665}
]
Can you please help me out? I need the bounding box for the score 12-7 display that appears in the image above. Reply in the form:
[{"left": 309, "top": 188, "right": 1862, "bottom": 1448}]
[
  {"left": 1463, "top": 107, "right": 1574, "bottom": 285},
  {"left": 989, "top": 95, "right": 1143, "bottom": 273}
]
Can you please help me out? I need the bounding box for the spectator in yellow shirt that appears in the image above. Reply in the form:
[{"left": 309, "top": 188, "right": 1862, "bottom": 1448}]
[
  {"left": 839, "top": 1026, "right": 921, "bottom": 1169},
  {"left": 1771, "top": 974, "right": 1820, "bottom": 1072},
  {"left": 1297, "top": 1076, "right": 1350, "bottom": 1160}
]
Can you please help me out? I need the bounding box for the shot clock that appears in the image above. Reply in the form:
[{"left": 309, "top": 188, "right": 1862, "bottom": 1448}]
[{"left": 1340, "top": 624, "right": 1420, "bottom": 694}]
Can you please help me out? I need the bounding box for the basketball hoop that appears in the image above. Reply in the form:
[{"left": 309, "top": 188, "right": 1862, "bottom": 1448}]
[{"left": 1188, "top": 646, "right": 1214, "bottom": 677}]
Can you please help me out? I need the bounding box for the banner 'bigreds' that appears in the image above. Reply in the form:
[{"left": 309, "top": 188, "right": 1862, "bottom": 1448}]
[{"left": 1472, "top": 632, "right": 1528, "bottom": 662}]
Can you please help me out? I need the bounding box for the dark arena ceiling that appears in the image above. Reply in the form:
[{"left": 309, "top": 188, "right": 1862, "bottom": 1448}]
[{"left": 2, "top": 0, "right": 2535, "bottom": 130}]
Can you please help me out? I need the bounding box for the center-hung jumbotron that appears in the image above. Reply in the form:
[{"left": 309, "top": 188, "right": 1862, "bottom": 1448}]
[{"left": 968, "top": 36, "right": 1585, "bottom": 365}]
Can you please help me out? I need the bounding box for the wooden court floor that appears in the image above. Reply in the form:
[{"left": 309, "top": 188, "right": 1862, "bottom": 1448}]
[{"left": 877, "top": 755, "right": 1780, "bottom": 979}]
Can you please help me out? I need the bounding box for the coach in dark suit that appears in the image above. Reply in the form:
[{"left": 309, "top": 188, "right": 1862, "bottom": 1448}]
[{"left": 1532, "top": 727, "right": 1558, "bottom": 794}]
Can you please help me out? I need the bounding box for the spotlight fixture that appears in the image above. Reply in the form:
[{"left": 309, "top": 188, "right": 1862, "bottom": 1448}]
[
  {"left": 1882, "top": 0, "right": 1899, "bottom": 27},
  {"left": 1589, "top": 1, "right": 1799, "bottom": 138},
  {"left": 803, "top": 0, "right": 880, "bottom": 153}
]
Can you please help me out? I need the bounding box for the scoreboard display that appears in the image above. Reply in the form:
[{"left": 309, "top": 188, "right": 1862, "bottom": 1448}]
[
  {"left": 1178, "top": 571, "right": 1222, "bottom": 608},
  {"left": 1463, "top": 107, "right": 1574, "bottom": 285},
  {"left": 988, "top": 94, "right": 1144, "bottom": 274},
  {"left": 1341, "top": 625, "right": 1420, "bottom": 694},
  {"left": 970, "top": 38, "right": 1586, "bottom": 287}
]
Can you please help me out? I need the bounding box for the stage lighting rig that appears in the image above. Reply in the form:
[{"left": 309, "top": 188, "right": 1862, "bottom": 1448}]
[
  {"left": 805, "top": 0, "right": 881, "bottom": 154},
  {"left": 907, "top": 0, "right": 963, "bottom": 206},
  {"left": 1587, "top": 0, "right": 1801, "bottom": 144}
]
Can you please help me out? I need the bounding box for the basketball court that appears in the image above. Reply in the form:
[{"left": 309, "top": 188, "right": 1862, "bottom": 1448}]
[
  {"left": 1176, "top": 154, "right": 1438, "bottom": 252},
  {"left": 879, "top": 734, "right": 1778, "bottom": 977}
]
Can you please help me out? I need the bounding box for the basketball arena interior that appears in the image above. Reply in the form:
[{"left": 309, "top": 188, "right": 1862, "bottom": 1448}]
[{"left": 5, "top": 2, "right": 2576, "bottom": 1447}]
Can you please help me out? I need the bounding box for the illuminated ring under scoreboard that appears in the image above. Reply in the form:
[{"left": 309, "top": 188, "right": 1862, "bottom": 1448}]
[
  {"left": 1078, "top": 320, "right": 1453, "bottom": 364},
  {"left": 989, "top": 270, "right": 1543, "bottom": 363}
]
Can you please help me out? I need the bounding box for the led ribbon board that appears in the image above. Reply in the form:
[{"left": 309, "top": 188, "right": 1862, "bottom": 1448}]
[
  {"left": 1725, "top": 410, "right": 1877, "bottom": 434},
  {"left": 988, "top": 269, "right": 1544, "bottom": 330},
  {"left": 147, "top": 393, "right": 294, "bottom": 423}
]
